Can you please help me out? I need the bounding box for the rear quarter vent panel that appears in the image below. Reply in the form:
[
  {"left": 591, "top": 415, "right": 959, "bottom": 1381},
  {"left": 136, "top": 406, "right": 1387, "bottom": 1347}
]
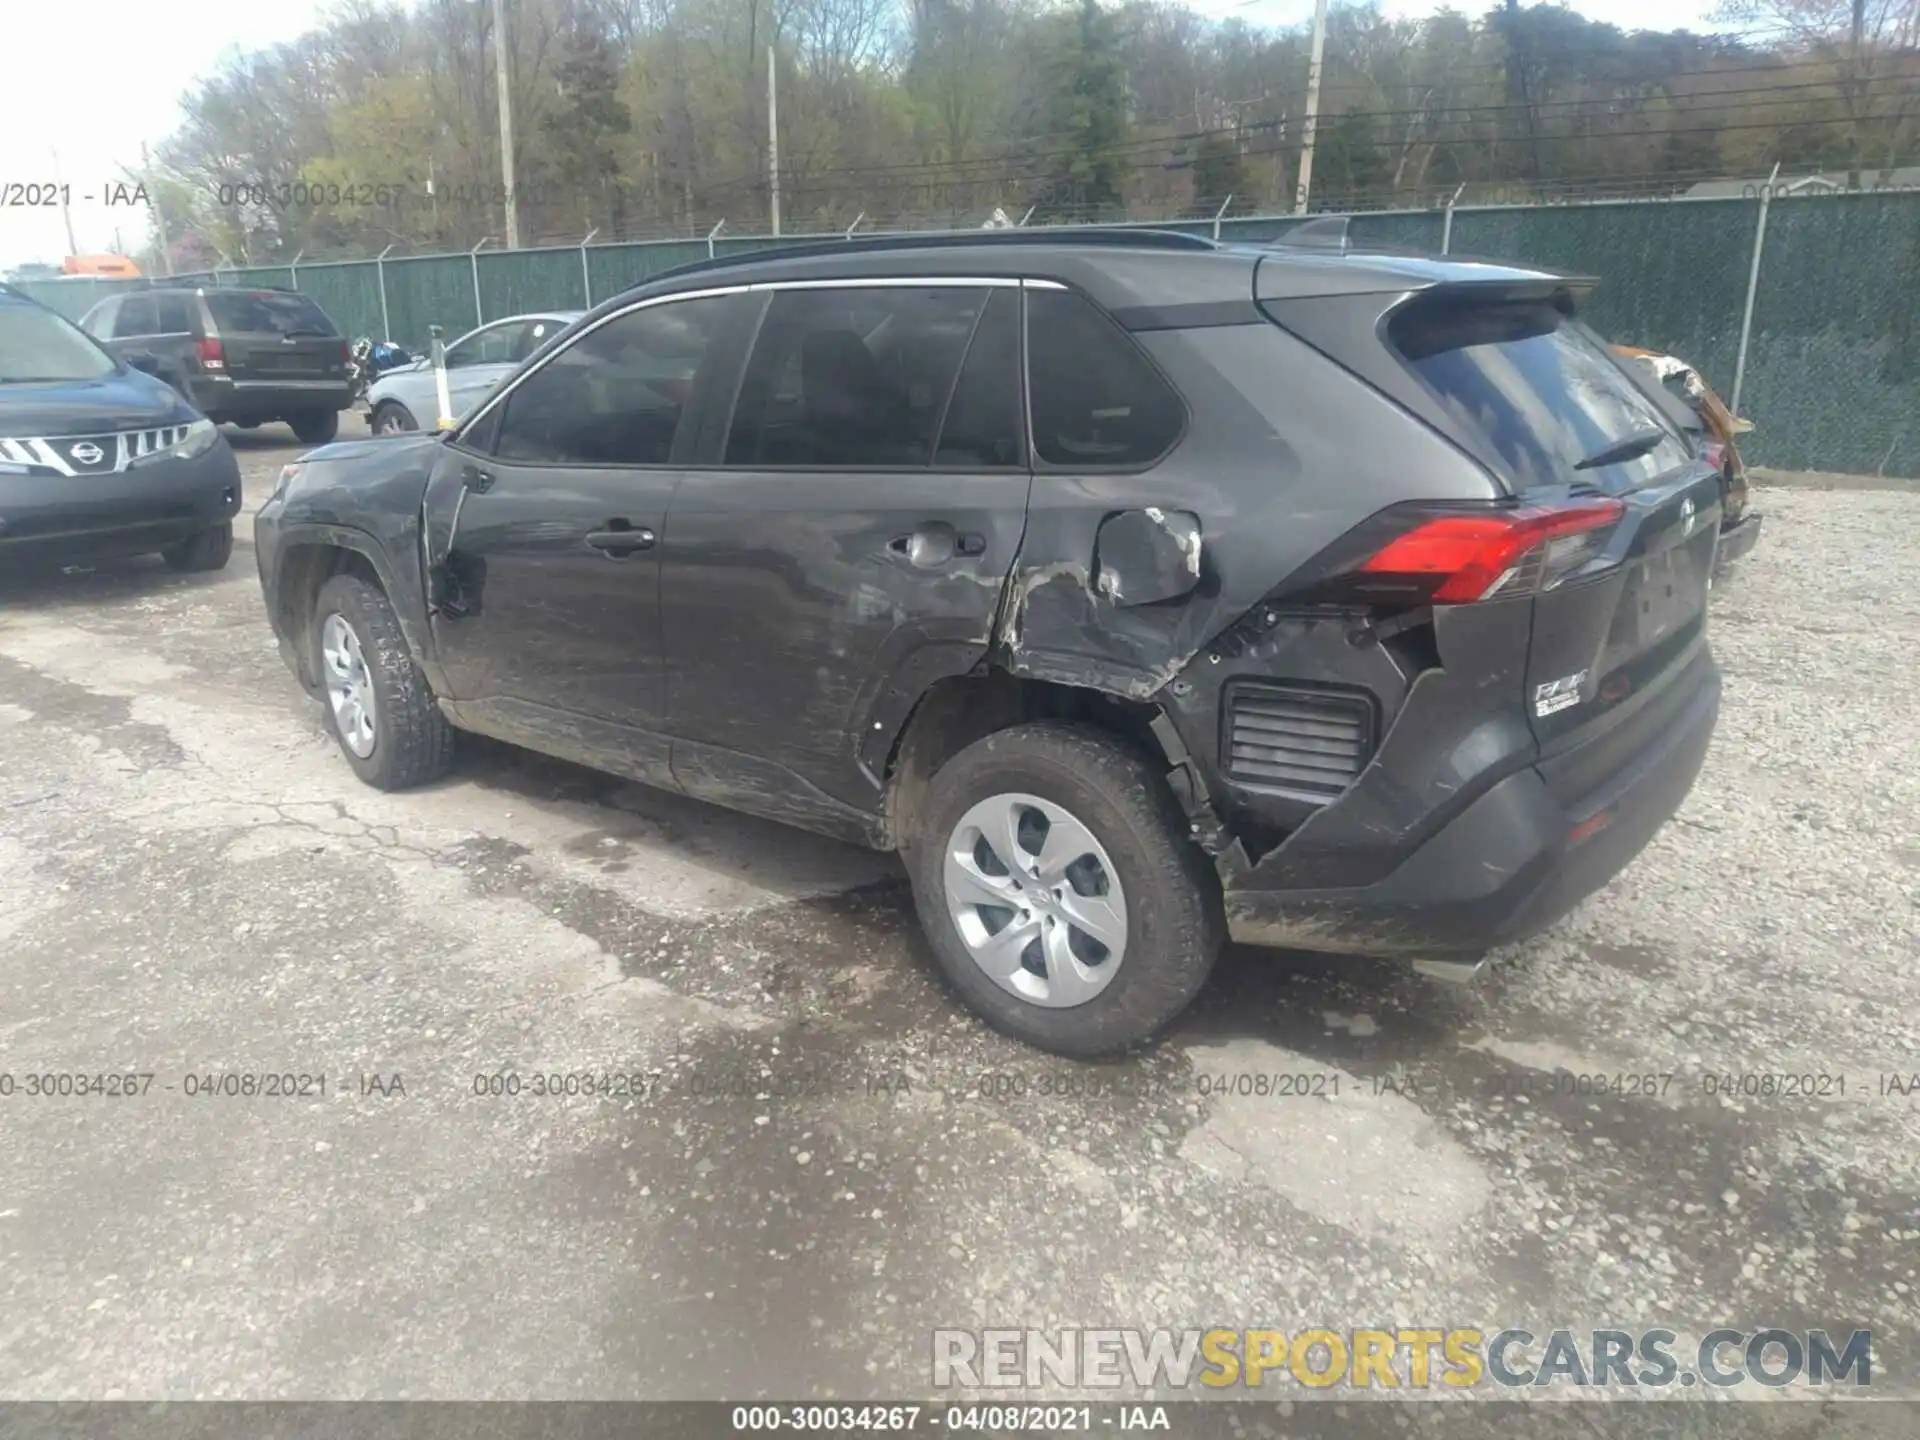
[{"left": 1223, "top": 682, "right": 1375, "bottom": 802}]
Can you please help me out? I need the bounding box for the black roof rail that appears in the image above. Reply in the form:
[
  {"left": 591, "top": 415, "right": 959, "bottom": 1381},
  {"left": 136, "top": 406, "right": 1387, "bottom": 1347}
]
[{"left": 642, "top": 225, "right": 1220, "bottom": 288}]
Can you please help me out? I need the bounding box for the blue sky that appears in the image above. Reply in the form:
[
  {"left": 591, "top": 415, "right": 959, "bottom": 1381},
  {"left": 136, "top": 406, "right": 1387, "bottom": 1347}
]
[{"left": 1, "top": 0, "right": 1739, "bottom": 270}]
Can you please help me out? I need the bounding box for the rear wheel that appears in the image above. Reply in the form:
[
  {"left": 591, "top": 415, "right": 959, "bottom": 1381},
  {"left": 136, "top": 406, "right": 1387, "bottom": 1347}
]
[
  {"left": 160, "top": 521, "right": 233, "bottom": 573},
  {"left": 906, "top": 722, "right": 1221, "bottom": 1057},
  {"left": 311, "top": 573, "right": 455, "bottom": 790},
  {"left": 371, "top": 401, "right": 418, "bottom": 435},
  {"left": 289, "top": 410, "right": 340, "bottom": 445}
]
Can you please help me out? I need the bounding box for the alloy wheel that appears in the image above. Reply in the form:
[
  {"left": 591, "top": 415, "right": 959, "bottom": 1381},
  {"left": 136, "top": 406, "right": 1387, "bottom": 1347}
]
[{"left": 320, "top": 612, "right": 378, "bottom": 758}]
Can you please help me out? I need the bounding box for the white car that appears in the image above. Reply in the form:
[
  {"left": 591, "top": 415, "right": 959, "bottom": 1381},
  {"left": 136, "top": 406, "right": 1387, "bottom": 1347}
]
[{"left": 364, "top": 311, "right": 583, "bottom": 433}]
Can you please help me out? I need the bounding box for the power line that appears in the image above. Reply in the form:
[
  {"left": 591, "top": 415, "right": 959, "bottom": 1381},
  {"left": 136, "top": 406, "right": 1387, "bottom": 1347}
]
[{"left": 723, "top": 79, "right": 1912, "bottom": 191}]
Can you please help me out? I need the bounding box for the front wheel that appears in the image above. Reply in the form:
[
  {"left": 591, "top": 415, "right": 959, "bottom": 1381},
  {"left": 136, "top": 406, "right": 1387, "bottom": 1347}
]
[
  {"left": 289, "top": 410, "right": 340, "bottom": 445},
  {"left": 160, "top": 521, "right": 233, "bottom": 573},
  {"left": 311, "top": 573, "right": 456, "bottom": 790},
  {"left": 906, "top": 722, "right": 1222, "bottom": 1057},
  {"left": 371, "top": 401, "right": 418, "bottom": 435}
]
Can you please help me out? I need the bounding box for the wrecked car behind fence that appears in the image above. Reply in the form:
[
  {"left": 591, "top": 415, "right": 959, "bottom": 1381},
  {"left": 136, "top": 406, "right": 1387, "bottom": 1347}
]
[{"left": 256, "top": 231, "right": 1723, "bottom": 1055}]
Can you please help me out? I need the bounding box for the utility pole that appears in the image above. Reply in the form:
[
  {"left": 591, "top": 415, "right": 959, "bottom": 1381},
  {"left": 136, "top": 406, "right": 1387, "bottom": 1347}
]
[
  {"left": 1293, "top": 0, "right": 1328, "bottom": 214},
  {"left": 491, "top": 0, "right": 520, "bottom": 248},
  {"left": 51, "top": 147, "right": 79, "bottom": 256},
  {"left": 767, "top": 44, "right": 781, "bottom": 237},
  {"left": 1505, "top": 0, "right": 1545, "bottom": 187},
  {"left": 1848, "top": 0, "right": 1867, "bottom": 189},
  {"left": 142, "top": 142, "right": 173, "bottom": 276}
]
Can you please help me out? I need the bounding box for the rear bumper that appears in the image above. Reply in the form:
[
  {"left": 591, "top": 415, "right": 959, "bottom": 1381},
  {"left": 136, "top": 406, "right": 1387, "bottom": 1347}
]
[
  {"left": 1716, "top": 509, "right": 1763, "bottom": 567},
  {"left": 0, "top": 444, "right": 242, "bottom": 562},
  {"left": 187, "top": 375, "right": 355, "bottom": 420},
  {"left": 1224, "top": 657, "right": 1720, "bottom": 956}
]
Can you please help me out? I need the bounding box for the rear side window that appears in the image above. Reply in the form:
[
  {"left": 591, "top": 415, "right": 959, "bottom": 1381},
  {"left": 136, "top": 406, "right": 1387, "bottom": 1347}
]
[
  {"left": 1389, "top": 298, "right": 1690, "bottom": 491},
  {"left": 1026, "top": 289, "right": 1185, "bottom": 468},
  {"left": 725, "top": 286, "right": 989, "bottom": 469},
  {"left": 205, "top": 290, "right": 337, "bottom": 337},
  {"left": 155, "top": 293, "right": 196, "bottom": 333},
  {"left": 934, "top": 288, "right": 1023, "bottom": 469},
  {"left": 116, "top": 295, "right": 159, "bottom": 336}
]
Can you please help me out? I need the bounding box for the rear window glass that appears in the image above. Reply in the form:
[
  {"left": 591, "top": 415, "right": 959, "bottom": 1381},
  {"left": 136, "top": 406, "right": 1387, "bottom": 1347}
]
[
  {"left": 206, "top": 290, "right": 337, "bottom": 337},
  {"left": 1389, "top": 298, "right": 1690, "bottom": 491}
]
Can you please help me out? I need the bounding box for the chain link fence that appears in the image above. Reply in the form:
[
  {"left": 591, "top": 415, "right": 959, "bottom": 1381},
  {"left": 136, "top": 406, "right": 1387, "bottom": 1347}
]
[{"left": 17, "top": 191, "right": 1917, "bottom": 477}]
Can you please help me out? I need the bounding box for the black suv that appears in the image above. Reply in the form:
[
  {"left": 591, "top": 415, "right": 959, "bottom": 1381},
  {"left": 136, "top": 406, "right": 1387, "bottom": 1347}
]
[
  {"left": 253, "top": 231, "right": 1723, "bottom": 1056},
  {"left": 81, "top": 285, "right": 354, "bottom": 443},
  {"left": 0, "top": 283, "right": 240, "bottom": 571}
]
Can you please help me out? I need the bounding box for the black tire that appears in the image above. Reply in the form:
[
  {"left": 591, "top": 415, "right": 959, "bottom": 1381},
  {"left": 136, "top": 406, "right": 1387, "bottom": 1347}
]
[
  {"left": 906, "top": 722, "right": 1222, "bottom": 1058},
  {"left": 160, "top": 521, "right": 233, "bottom": 573},
  {"left": 310, "top": 572, "right": 456, "bottom": 791},
  {"left": 371, "top": 401, "right": 418, "bottom": 435},
  {"left": 289, "top": 410, "right": 340, "bottom": 445}
]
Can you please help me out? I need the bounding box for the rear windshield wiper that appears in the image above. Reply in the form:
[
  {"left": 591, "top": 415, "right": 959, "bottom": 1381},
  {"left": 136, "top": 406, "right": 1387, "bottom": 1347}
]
[{"left": 1573, "top": 427, "right": 1669, "bottom": 471}]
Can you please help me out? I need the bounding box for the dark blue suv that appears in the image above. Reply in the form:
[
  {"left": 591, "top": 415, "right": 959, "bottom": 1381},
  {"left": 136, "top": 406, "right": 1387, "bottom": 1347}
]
[{"left": 0, "top": 283, "right": 241, "bottom": 572}]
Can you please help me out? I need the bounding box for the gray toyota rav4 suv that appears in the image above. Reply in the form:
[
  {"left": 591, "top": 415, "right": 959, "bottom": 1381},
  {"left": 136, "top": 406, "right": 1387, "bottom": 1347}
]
[{"left": 254, "top": 229, "right": 1723, "bottom": 1055}]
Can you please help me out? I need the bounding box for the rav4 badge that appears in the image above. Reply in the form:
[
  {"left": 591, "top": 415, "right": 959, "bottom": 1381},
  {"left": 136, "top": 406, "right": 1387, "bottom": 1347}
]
[{"left": 1533, "top": 670, "right": 1589, "bottom": 718}]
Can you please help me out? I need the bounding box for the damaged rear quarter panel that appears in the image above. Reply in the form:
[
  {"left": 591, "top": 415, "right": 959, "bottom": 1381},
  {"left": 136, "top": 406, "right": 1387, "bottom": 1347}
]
[{"left": 993, "top": 320, "right": 1500, "bottom": 707}]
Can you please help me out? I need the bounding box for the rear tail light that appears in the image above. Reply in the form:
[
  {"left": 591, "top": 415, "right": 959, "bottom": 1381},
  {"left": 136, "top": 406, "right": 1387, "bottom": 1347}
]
[
  {"left": 195, "top": 336, "right": 225, "bottom": 370},
  {"left": 1360, "top": 499, "right": 1625, "bottom": 603},
  {"left": 340, "top": 340, "right": 352, "bottom": 366},
  {"left": 1289, "top": 498, "right": 1626, "bottom": 608},
  {"left": 1700, "top": 438, "right": 1728, "bottom": 473}
]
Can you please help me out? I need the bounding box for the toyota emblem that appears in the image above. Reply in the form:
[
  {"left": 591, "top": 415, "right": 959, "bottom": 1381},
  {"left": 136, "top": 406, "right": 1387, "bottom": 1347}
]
[
  {"left": 1680, "top": 497, "right": 1696, "bottom": 537},
  {"left": 70, "top": 442, "right": 105, "bottom": 466}
]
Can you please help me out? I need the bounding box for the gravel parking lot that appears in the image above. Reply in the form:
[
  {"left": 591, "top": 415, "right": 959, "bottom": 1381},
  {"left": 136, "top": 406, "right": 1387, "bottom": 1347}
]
[{"left": 1, "top": 426, "right": 1916, "bottom": 1423}]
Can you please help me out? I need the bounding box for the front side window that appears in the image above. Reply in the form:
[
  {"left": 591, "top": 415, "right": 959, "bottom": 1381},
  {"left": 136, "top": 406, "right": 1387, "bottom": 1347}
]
[
  {"left": 0, "top": 300, "right": 117, "bottom": 383},
  {"left": 1026, "top": 288, "right": 1186, "bottom": 468},
  {"left": 491, "top": 294, "right": 733, "bottom": 466},
  {"left": 725, "top": 286, "right": 991, "bottom": 469},
  {"left": 448, "top": 321, "right": 530, "bottom": 369}
]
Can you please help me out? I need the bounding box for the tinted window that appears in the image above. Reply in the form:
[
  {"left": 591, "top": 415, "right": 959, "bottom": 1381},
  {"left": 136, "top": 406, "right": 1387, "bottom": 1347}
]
[
  {"left": 0, "top": 299, "right": 117, "bottom": 382},
  {"left": 493, "top": 295, "right": 732, "bottom": 466},
  {"left": 155, "top": 293, "right": 196, "bottom": 333},
  {"left": 934, "top": 288, "right": 1023, "bottom": 469},
  {"left": 205, "top": 290, "right": 337, "bottom": 337},
  {"left": 1027, "top": 289, "right": 1185, "bottom": 468},
  {"left": 80, "top": 297, "right": 119, "bottom": 338},
  {"left": 1389, "top": 299, "right": 1690, "bottom": 492},
  {"left": 725, "top": 286, "right": 988, "bottom": 468},
  {"left": 116, "top": 295, "right": 159, "bottom": 336},
  {"left": 449, "top": 320, "right": 529, "bottom": 369}
]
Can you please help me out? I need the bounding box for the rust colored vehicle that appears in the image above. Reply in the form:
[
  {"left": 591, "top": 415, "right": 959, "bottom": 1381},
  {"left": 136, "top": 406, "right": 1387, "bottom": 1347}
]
[{"left": 1615, "top": 346, "right": 1763, "bottom": 568}]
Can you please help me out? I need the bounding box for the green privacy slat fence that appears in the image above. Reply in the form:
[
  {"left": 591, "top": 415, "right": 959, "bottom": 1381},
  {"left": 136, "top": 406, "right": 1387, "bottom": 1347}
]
[
  {"left": 10, "top": 192, "right": 1917, "bottom": 474},
  {"left": 1737, "top": 190, "right": 1919, "bottom": 476}
]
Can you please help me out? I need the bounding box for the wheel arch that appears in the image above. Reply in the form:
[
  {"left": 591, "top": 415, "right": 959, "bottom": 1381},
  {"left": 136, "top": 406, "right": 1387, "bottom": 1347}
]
[
  {"left": 270, "top": 525, "right": 427, "bottom": 693},
  {"left": 879, "top": 668, "right": 1170, "bottom": 853}
]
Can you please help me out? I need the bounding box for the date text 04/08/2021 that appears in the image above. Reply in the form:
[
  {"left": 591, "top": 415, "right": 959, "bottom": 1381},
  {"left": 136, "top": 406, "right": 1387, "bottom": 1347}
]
[{"left": 728, "top": 1405, "right": 1167, "bottom": 1431}]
